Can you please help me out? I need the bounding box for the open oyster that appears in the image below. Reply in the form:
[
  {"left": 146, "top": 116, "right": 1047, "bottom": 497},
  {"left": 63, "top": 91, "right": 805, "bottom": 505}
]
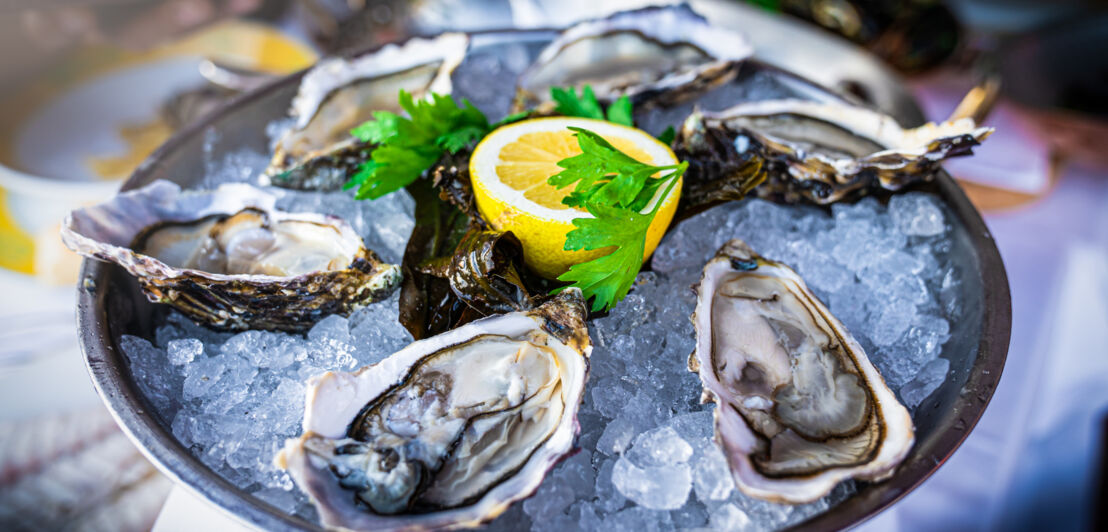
[
  {"left": 675, "top": 99, "right": 993, "bottom": 204},
  {"left": 61, "top": 180, "right": 400, "bottom": 331},
  {"left": 691, "top": 240, "right": 914, "bottom": 503},
  {"left": 277, "top": 290, "right": 590, "bottom": 530},
  {"left": 267, "top": 33, "right": 469, "bottom": 190},
  {"left": 517, "top": 4, "right": 752, "bottom": 108}
]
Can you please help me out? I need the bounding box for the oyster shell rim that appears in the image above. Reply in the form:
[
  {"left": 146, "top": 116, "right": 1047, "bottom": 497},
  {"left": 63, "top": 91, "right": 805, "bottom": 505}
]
[
  {"left": 61, "top": 180, "right": 397, "bottom": 285},
  {"left": 289, "top": 32, "right": 470, "bottom": 132},
  {"left": 265, "top": 32, "right": 471, "bottom": 186},
  {"left": 277, "top": 289, "right": 592, "bottom": 531},
  {"left": 695, "top": 99, "right": 994, "bottom": 169},
  {"left": 691, "top": 239, "right": 916, "bottom": 504},
  {"left": 516, "top": 3, "right": 754, "bottom": 103}
]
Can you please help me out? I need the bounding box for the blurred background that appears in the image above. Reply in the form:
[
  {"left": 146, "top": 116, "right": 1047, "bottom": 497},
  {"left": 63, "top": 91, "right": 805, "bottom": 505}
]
[{"left": 0, "top": 1, "right": 1105, "bottom": 531}]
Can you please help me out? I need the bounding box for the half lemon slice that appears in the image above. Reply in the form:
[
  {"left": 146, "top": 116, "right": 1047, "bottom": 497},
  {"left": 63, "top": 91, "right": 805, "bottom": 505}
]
[{"left": 470, "top": 117, "right": 682, "bottom": 279}]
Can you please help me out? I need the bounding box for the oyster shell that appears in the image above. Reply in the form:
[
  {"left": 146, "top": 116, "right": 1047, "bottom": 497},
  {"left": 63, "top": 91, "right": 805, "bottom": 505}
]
[
  {"left": 61, "top": 180, "right": 400, "bottom": 331},
  {"left": 517, "top": 5, "right": 752, "bottom": 107},
  {"left": 691, "top": 240, "right": 914, "bottom": 503},
  {"left": 277, "top": 290, "right": 590, "bottom": 530},
  {"left": 674, "top": 99, "right": 994, "bottom": 204},
  {"left": 267, "top": 33, "right": 469, "bottom": 190}
]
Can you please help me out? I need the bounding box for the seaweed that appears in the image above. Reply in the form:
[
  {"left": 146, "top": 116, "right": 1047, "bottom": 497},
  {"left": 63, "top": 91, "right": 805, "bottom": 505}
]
[
  {"left": 397, "top": 154, "right": 536, "bottom": 339},
  {"left": 671, "top": 116, "right": 765, "bottom": 221}
]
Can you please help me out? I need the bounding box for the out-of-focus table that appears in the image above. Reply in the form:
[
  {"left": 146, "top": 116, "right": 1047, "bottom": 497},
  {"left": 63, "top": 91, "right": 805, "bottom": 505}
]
[{"left": 0, "top": 272, "right": 173, "bottom": 531}]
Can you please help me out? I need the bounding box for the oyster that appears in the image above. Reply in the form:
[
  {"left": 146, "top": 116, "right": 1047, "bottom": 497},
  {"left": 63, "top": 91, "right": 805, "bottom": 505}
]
[
  {"left": 517, "top": 5, "right": 752, "bottom": 108},
  {"left": 691, "top": 240, "right": 914, "bottom": 503},
  {"left": 674, "top": 99, "right": 994, "bottom": 204},
  {"left": 61, "top": 180, "right": 400, "bottom": 331},
  {"left": 277, "top": 290, "right": 590, "bottom": 530},
  {"left": 267, "top": 33, "right": 469, "bottom": 190}
]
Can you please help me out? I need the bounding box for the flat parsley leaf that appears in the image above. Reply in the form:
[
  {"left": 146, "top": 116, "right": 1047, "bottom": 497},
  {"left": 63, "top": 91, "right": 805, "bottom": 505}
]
[
  {"left": 605, "top": 95, "right": 633, "bottom": 127},
  {"left": 657, "top": 126, "right": 677, "bottom": 145},
  {"left": 558, "top": 202, "right": 653, "bottom": 311},
  {"left": 549, "top": 128, "right": 684, "bottom": 210},
  {"left": 548, "top": 128, "right": 644, "bottom": 207},
  {"left": 551, "top": 86, "right": 604, "bottom": 120},
  {"left": 350, "top": 111, "right": 402, "bottom": 144},
  {"left": 347, "top": 90, "right": 490, "bottom": 200},
  {"left": 553, "top": 128, "right": 687, "bottom": 311},
  {"left": 551, "top": 86, "right": 634, "bottom": 127}
]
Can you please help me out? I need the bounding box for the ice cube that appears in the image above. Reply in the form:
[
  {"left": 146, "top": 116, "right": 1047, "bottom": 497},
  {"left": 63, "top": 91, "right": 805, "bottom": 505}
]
[
  {"left": 594, "top": 459, "right": 629, "bottom": 514},
  {"left": 602, "top": 506, "right": 674, "bottom": 532},
  {"left": 890, "top": 192, "right": 946, "bottom": 236},
  {"left": 612, "top": 455, "right": 691, "bottom": 510},
  {"left": 867, "top": 297, "right": 917, "bottom": 347},
  {"left": 692, "top": 442, "right": 735, "bottom": 502},
  {"left": 670, "top": 501, "right": 709, "bottom": 528},
  {"left": 665, "top": 410, "right": 712, "bottom": 440},
  {"left": 626, "top": 426, "right": 693, "bottom": 467},
  {"left": 899, "top": 357, "right": 951, "bottom": 409},
  {"left": 523, "top": 479, "right": 575, "bottom": 519},
  {"left": 167, "top": 338, "right": 203, "bottom": 365},
  {"left": 597, "top": 417, "right": 636, "bottom": 456},
  {"left": 710, "top": 503, "right": 752, "bottom": 530},
  {"left": 182, "top": 355, "right": 228, "bottom": 401},
  {"left": 591, "top": 378, "right": 635, "bottom": 419}
]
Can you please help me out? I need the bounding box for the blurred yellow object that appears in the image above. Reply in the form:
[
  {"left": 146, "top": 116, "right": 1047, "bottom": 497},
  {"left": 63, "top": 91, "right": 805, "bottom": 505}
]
[
  {"left": 87, "top": 117, "right": 175, "bottom": 181},
  {"left": 0, "top": 20, "right": 317, "bottom": 283},
  {"left": 34, "top": 223, "right": 85, "bottom": 286},
  {"left": 0, "top": 189, "right": 35, "bottom": 274}
]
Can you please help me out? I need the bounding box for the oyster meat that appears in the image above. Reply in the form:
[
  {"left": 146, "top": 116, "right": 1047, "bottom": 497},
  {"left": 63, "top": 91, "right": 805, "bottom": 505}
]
[
  {"left": 61, "top": 180, "right": 400, "bottom": 331},
  {"left": 517, "top": 4, "right": 752, "bottom": 108},
  {"left": 691, "top": 240, "right": 914, "bottom": 503},
  {"left": 277, "top": 290, "right": 590, "bottom": 530},
  {"left": 267, "top": 33, "right": 469, "bottom": 190},
  {"left": 674, "top": 99, "right": 994, "bottom": 204}
]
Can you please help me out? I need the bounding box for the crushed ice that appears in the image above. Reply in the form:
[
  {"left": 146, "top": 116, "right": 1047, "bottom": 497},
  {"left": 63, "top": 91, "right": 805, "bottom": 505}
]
[{"left": 121, "top": 189, "right": 959, "bottom": 529}]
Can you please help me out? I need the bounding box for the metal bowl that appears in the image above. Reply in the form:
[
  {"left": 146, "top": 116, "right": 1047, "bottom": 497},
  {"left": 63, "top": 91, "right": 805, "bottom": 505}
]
[{"left": 75, "top": 29, "right": 1011, "bottom": 532}]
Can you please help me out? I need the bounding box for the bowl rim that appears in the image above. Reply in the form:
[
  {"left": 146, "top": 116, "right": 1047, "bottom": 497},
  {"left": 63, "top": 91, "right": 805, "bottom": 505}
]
[{"left": 75, "top": 28, "right": 1011, "bottom": 532}]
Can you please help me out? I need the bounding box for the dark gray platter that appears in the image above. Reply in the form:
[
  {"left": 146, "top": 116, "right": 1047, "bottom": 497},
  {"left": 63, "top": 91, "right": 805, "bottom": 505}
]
[{"left": 75, "top": 29, "right": 1011, "bottom": 531}]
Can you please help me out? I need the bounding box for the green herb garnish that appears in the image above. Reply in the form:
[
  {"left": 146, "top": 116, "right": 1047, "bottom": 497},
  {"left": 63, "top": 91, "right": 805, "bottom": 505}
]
[
  {"left": 550, "top": 128, "right": 687, "bottom": 311},
  {"left": 345, "top": 91, "right": 524, "bottom": 200},
  {"left": 551, "top": 86, "right": 634, "bottom": 127},
  {"left": 347, "top": 85, "right": 671, "bottom": 201},
  {"left": 657, "top": 126, "right": 677, "bottom": 145},
  {"left": 347, "top": 87, "right": 685, "bottom": 312}
]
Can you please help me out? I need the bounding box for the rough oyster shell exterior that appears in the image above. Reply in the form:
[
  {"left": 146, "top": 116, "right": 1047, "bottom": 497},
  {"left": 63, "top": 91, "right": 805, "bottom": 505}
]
[
  {"left": 676, "top": 99, "right": 994, "bottom": 204},
  {"left": 61, "top": 180, "right": 400, "bottom": 332}
]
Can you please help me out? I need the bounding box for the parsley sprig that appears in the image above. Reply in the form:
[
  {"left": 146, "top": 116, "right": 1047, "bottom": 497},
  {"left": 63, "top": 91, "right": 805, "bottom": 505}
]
[
  {"left": 345, "top": 90, "right": 524, "bottom": 199},
  {"left": 551, "top": 129, "right": 687, "bottom": 311},
  {"left": 551, "top": 86, "right": 677, "bottom": 146},
  {"left": 551, "top": 86, "right": 633, "bottom": 127}
]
